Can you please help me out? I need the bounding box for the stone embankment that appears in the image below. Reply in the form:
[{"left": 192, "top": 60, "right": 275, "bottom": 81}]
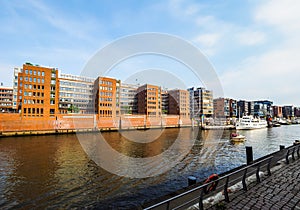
[{"left": 0, "top": 113, "right": 192, "bottom": 137}]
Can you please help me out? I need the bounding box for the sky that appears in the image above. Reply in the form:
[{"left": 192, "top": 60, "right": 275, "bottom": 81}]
[{"left": 1, "top": 0, "right": 300, "bottom": 105}]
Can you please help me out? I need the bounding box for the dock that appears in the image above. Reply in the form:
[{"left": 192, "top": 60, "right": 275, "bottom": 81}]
[{"left": 201, "top": 125, "right": 235, "bottom": 130}]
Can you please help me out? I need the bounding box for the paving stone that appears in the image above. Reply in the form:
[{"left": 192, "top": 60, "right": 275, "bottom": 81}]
[
  {"left": 281, "top": 205, "right": 292, "bottom": 210},
  {"left": 205, "top": 160, "right": 300, "bottom": 209}
]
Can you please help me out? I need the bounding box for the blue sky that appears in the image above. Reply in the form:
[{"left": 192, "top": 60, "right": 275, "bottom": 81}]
[{"left": 1, "top": 0, "right": 300, "bottom": 105}]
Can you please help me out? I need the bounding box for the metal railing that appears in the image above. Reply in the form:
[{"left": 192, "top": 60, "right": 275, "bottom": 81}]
[
  {"left": 144, "top": 142, "right": 300, "bottom": 210},
  {"left": 286, "top": 143, "right": 300, "bottom": 164},
  {"left": 144, "top": 156, "right": 273, "bottom": 210}
]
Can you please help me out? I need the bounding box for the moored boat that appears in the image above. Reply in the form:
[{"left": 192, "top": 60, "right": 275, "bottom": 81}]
[
  {"left": 278, "top": 118, "right": 291, "bottom": 125},
  {"left": 272, "top": 122, "right": 281, "bottom": 127},
  {"left": 236, "top": 115, "right": 267, "bottom": 130}
]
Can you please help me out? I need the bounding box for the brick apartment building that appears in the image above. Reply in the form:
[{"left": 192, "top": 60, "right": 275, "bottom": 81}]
[
  {"left": 272, "top": 106, "right": 283, "bottom": 118},
  {"left": 168, "top": 89, "right": 190, "bottom": 118},
  {"left": 137, "top": 84, "right": 161, "bottom": 116},
  {"left": 213, "top": 98, "right": 230, "bottom": 118},
  {"left": 17, "top": 63, "right": 59, "bottom": 118},
  {"left": 213, "top": 97, "right": 237, "bottom": 118},
  {"left": 94, "top": 77, "right": 121, "bottom": 117}
]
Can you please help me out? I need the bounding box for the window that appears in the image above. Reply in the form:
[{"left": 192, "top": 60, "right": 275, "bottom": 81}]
[
  {"left": 20, "top": 77, "right": 23, "bottom": 81},
  {"left": 34, "top": 71, "right": 36, "bottom": 75},
  {"left": 29, "top": 77, "right": 32, "bottom": 82},
  {"left": 25, "top": 77, "right": 28, "bottom": 82},
  {"left": 42, "top": 79, "right": 44, "bottom": 83},
  {"left": 23, "top": 108, "right": 26, "bottom": 114},
  {"left": 25, "top": 70, "right": 28, "bottom": 74},
  {"left": 29, "top": 70, "right": 32, "bottom": 75},
  {"left": 42, "top": 72, "right": 45, "bottom": 76},
  {"left": 34, "top": 78, "right": 36, "bottom": 82},
  {"left": 38, "top": 71, "right": 40, "bottom": 76},
  {"left": 37, "top": 78, "right": 40, "bottom": 83}
]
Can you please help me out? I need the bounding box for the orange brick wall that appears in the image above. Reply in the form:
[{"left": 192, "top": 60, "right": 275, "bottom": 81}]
[{"left": 0, "top": 114, "right": 191, "bottom": 132}]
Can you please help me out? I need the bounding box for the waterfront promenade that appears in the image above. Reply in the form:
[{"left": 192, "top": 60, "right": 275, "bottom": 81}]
[{"left": 207, "top": 157, "right": 300, "bottom": 209}]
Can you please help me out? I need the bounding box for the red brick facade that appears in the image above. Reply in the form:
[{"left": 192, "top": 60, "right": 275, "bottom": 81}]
[{"left": 17, "top": 64, "right": 59, "bottom": 118}]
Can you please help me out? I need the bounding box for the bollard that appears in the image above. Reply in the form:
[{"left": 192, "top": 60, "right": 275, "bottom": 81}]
[
  {"left": 246, "top": 146, "right": 253, "bottom": 165},
  {"left": 280, "top": 145, "right": 285, "bottom": 150},
  {"left": 188, "top": 176, "right": 197, "bottom": 186}
]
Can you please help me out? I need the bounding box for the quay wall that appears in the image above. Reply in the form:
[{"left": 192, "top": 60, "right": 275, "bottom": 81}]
[{"left": 0, "top": 113, "right": 192, "bottom": 136}]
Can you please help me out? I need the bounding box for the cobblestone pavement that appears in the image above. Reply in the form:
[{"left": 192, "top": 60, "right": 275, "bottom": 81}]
[{"left": 208, "top": 159, "right": 300, "bottom": 209}]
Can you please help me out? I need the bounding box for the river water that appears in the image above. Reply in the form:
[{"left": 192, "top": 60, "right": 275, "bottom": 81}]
[{"left": 1, "top": 125, "right": 300, "bottom": 209}]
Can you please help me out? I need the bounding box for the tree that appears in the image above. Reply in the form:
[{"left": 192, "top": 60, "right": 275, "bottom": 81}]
[{"left": 68, "top": 105, "right": 80, "bottom": 113}]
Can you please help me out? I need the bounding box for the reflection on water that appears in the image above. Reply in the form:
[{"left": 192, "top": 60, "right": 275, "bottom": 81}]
[{"left": 0, "top": 126, "right": 299, "bottom": 209}]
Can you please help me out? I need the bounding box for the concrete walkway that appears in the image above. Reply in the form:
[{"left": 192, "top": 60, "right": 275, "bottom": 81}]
[{"left": 208, "top": 159, "right": 300, "bottom": 209}]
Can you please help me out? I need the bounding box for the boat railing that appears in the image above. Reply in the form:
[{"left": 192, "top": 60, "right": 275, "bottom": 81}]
[{"left": 143, "top": 143, "right": 300, "bottom": 210}]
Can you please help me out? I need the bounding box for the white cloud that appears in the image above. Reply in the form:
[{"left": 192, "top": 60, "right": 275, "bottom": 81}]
[
  {"left": 220, "top": 45, "right": 300, "bottom": 105},
  {"left": 218, "top": 0, "right": 300, "bottom": 105},
  {"left": 235, "top": 30, "right": 266, "bottom": 46},
  {"left": 167, "top": 0, "right": 202, "bottom": 18},
  {"left": 194, "top": 33, "right": 221, "bottom": 47},
  {"left": 255, "top": 0, "right": 300, "bottom": 34},
  {"left": 27, "top": 0, "right": 100, "bottom": 42}
]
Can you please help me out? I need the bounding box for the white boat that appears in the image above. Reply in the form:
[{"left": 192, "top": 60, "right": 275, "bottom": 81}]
[
  {"left": 278, "top": 118, "right": 291, "bottom": 125},
  {"left": 236, "top": 115, "right": 267, "bottom": 130},
  {"left": 230, "top": 133, "right": 246, "bottom": 142}
]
